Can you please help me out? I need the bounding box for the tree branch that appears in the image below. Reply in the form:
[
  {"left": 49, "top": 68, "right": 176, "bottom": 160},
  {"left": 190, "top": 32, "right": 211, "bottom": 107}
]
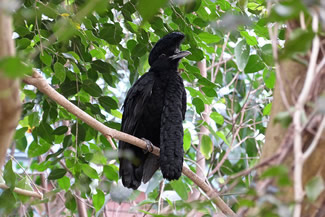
[
  {"left": 23, "top": 70, "right": 236, "bottom": 217},
  {"left": 0, "top": 184, "right": 43, "bottom": 199}
]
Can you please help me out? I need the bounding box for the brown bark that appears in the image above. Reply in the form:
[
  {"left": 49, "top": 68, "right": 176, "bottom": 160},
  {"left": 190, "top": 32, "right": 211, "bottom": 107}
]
[
  {"left": 258, "top": 58, "right": 325, "bottom": 216},
  {"left": 0, "top": 1, "right": 22, "bottom": 169}
]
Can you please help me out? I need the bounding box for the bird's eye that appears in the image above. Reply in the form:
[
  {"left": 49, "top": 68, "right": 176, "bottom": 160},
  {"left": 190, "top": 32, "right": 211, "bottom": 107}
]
[{"left": 159, "top": 54, "right": 166, "bottom": 58}]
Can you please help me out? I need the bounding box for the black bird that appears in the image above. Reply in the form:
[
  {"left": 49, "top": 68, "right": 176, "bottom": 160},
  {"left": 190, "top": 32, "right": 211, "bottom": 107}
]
[{"left": 118, "top": 32, "right": 190, "bottom": 189}]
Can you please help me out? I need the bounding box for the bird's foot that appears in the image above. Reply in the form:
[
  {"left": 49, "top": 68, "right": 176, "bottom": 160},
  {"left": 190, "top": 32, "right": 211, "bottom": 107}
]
[{"left": 141, "top": 138, "right": 154, "bottom": 153}]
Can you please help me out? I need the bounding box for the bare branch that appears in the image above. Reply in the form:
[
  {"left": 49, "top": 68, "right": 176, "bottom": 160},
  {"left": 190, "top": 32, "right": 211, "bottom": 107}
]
[{"left": 0, "top": 183, "right": 43, "bottom": 199}]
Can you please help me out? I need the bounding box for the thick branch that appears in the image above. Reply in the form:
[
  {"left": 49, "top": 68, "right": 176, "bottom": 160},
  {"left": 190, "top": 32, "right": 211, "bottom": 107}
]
[{"left": 23, "top": 70, "right": 236, "bottom": 217}]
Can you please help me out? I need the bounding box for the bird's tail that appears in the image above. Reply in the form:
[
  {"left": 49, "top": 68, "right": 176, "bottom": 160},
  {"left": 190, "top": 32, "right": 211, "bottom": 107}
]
[{"left": 160, "top": 79, "right": 184, "bottom": 180}]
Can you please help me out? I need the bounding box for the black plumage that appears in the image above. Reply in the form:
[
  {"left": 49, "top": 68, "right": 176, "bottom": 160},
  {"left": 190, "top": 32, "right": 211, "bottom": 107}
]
[{"left": 118, "top": 32, "right": 189, "bottom": 189}]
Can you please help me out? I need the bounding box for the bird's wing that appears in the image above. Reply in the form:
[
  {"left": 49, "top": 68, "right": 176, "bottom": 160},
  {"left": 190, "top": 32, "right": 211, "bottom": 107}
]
[
  {"left": 121, "top": 72, "right": 154, "bottom": 135},
  {"left": 119, "top": 72, "right": 154, "bottom": 189}
]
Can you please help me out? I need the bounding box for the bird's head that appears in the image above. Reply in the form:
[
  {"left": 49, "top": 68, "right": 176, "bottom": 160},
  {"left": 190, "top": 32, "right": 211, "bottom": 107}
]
[{"left": 148, "top": 32, "right": 191, "bottom": 69}]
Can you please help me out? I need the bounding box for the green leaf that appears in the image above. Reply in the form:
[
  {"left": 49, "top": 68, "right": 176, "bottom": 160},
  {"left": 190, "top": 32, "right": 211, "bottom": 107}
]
[
  {"left": 91, "top": 60, "right": 116, "bottom": 74},
  {"left": 244, "top": 55, "right": 265, "bottom": 73},
  {"left": 238, "top": 198, "right": 255, "bottom": 207},
  {"left": 238, "top": 0, "right": 248, "bottom": 10},
  {"left": 184, "top": 0, "right": 201, "bottom": 13},
  {"left": 16, "top": 177, "right": 33, "bottom": 202},
  {"left": 60, "top": 79, "right": 81, "bottom": 97},
  {"left": 99, "top": 96, "right": 118, "bottom": 111},
  {"left": 54, "top": 62, "right": 66, "bottom": 83},
  {"left": 93, "top": 189, "right": 105, "bottom": 212},
  {"left": 0, "top": 57, "right": 32, "bottom": 78},
  {"left": 65, "top": 191, "right": 77, "bottom": 211},
  {"left": 183, "top": 129, "right": 191, "bottom": 152},
  {"left": 137, "top": 0, "right": 168, "bottom": 22},
  {"left": 216, "top": 131, "right": 229, "bottom": 146},
  {"left": 280, "top": 30, "right": 314, "bottom": 59},
  {"left": 216, "top": 0, "right": 231, "bottom": 11},
  {"left": 198, "top": 32, "right": 221, "bottom": 44},
  {"left": 62, "top": 52, "right": 79, "bottom": 63},
  {"left": 170, "top": 179, "right": 188, "bottom": 200},
  {"left": 28, "top": 140, "right": 51, "bottom": 157},
  {"left": 131, "top": 43, "right": 147, "bottom": 57},
  {"left": 99, "top": 23, "right": 123, "bottom": 45},
  {"left": 63, "top": 135, "right": 72, "bottom": 148},
  {"left": 200, "top": 135, "right": 213, "bottom": 159},
  {"left": 16, "top": 38, "right": 31, "bottom": 49},
  {"left": 263, "top": 69, "right": 276, "bottom": 89},
  {"left": 14, "top": 127, "right": 28, "bottom": 140},
  {"left": 53, "top": 126, "right": 68, "bottom": 135},
  {"left": 82, "top": 80, "right": 102, "bottom": 97},
  {"left": 210, "top": 112, "right": 224, "bottom": 125},
  {"left": 192, "top": 97, "right": 205, "bottom": 114},
  {"left": 40, "top": 52, "right": 52, "bottom": 66},
  {"left": 91, "top": 151, "right": 107, "bottom": 164},
  {"left": 263, "top": 103, "right": 272, "bottom": 116},
  {"left": 28, "top": 112, "right": 40, "bottom": 127},
  {"left": 306, "top": 176, "right": 325, "bottom": 202},
  {"left": 103, "top": 165, "right": 118, "bottom": 181},
  {"left": 201, "top": 87, "right": 217, "bottom": 97},
  {"left": 260, "top": 44, "right": 274, "bottom": 66},
  {"left": 82, "top": 164, "right": 99, "bottom": 179},
  {"left": 261, "top": 165, "right": 291, "bottom": 186},
  {"left": 268, "top": 1, "right": 306, "bottom": 22},
  {"left": 48, "top": 168, "right": 67, "bottom": 180},
  {"left": 4, "top": 160, "right": 16, "bottom": 189},
  {"left": 254, "top": 19, "right": 269, "bottom": 39},
  {"left": 187, "top": 47, "right": 204, "bottom": 61},
  {"left": 240, "top": 31, "right": 258, "bottom": 46},
  {"left": 37, "top": 121, "right": 54, "bottom": 144},
  {"left": 71, "top": 123, "right": 86, "bottom": 143},
  {"left": 0, "top": 189, "right": 17, "bottom": 214},
  {"left": 58, "top": 176, "right": 71, "bottom": 191},
  {"left": 235, "top": 40, "right": 250, "bottom": 71},
  {"left": 197, "top": 77, "right": 218, "bottom": 88}
]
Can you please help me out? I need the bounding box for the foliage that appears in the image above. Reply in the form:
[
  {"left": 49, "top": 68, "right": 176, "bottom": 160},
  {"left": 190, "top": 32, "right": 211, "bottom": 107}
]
[{"left": 0, "top": 0, "right": 321, "bottom": 216}]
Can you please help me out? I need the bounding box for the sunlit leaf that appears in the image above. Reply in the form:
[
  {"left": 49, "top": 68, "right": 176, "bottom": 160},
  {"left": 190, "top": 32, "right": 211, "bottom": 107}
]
[
  {"left": 200, "top": 135, "right": 213, "bottom": 159},
  {"left": 198, "top": 32, "right": 221, "bottom": 44},
  {"left": 170, "top": 179, "right": 188, "bottom": 200},
  {"left": 235, "top": 40, "right": 250, "bottom": 71},
  {"left": 93, "top": 189, "right": 105, "bottom": 212},
  {"left": 82, "top": 164, "right": 99, "bottom": 179}
]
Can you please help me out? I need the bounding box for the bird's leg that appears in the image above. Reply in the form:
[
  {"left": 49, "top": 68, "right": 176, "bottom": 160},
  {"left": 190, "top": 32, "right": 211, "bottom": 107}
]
[{"left": 141, "top": 138, "right": 154, "bottom": 153}]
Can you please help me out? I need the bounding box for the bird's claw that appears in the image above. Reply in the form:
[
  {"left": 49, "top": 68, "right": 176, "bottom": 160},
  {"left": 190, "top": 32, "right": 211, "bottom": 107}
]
[{"left": 141, "top": 138, "right": 154, "bottom": 153}]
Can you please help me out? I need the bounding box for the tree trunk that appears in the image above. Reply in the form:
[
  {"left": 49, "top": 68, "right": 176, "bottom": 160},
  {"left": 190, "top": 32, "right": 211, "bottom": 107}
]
[
  {"left": 259, "top": 51, "right": 325, "bottom": 216},
  {"left": 0, "top": 0, "right": 21, "bottom": 169}
]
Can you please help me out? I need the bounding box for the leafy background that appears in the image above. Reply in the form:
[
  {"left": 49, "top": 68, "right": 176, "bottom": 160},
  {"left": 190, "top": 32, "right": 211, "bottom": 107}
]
[{"left": 0, "top": 0, "right": 321, "bottom": 216}]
